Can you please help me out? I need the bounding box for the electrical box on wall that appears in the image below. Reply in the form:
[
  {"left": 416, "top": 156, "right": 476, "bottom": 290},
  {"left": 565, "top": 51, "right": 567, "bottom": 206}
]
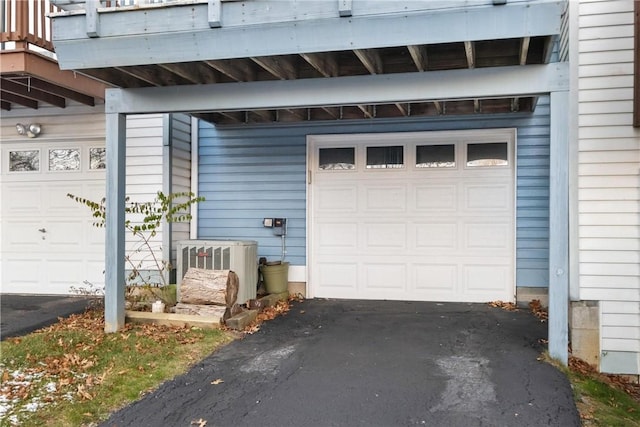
[{"left": 273, "top": 218, "right": 287, "bottom": 236}]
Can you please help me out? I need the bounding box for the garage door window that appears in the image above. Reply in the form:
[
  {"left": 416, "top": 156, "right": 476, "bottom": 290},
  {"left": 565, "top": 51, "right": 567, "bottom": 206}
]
[
  {"left": 90, "top": 147, "right": 107, "bottom": 170},
  {"left": 366, "top": 145, "right": 404, "bottom": 169},
  {"left": 416, "top": 144, "right": 455, "bottom": 168},
  {"left": 49, "top": 149, "right": 80, "bottom": 171},
  {"left": 9, "top": 150, "right": 39, "bottom": 172},
  {"left": 466, "top": 142, "right": 508, "bottom": 167}
]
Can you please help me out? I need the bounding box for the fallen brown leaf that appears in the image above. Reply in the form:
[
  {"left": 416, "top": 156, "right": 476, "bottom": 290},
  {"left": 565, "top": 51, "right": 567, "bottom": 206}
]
[
  {"left": 211, "top": 378, "right": 224, "bottom": 385},
  {"left": 191, "top": 418, "right": 207, "bottom": 427}
]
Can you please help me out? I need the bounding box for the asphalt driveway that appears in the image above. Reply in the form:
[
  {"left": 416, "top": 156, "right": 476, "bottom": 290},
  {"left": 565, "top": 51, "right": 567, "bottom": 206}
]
[
  {"left": 103, "top": 300, "right": 580, "bottom": 427},
  {"left": 0, "top": 294, "right": 92, "bottom": 340}
]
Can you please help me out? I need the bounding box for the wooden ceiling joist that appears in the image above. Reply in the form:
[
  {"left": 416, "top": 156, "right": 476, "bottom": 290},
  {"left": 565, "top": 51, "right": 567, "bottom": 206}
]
[
  {"left": 464, "top": 41, "right": 475, "bottom": 69},
  {"left": 159, "top": 63, "right": 219, "bottom": 85},
  {"left": 1, "top": 79, "right": 66, "bottom": 108},
  {"left": 300, "top": 52, "right": 339, "bottom": 77},
  {"left": 394, "top": 102, "right": 409, "bottom": 116},
  {"left": 1, "top": 90, "right": 38, "bottom": 109},
  {"left": 205, "top": 59, "right": 256, "bottom": 82},
  {"left": 250, "top": 56, "right": 297, "bottom": 80},
  {"left": 520, "top": 37, "right": 531, "bottom": 65},
  {"left": 354, "top": 49, "right": 383, "bottom": 74},
  {"left": 407, "top": 45, "right": 428, "bottom": 72},
  {"left": 84, "top": 68, "right": 147, "bottom": 88}
]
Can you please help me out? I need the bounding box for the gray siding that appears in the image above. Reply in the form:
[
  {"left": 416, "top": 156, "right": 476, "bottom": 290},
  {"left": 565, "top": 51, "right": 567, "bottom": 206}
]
[
  {"left": 198, "top": 97, "right": 551, "bottom": 287},
  {"left": 169, "top": 113, "right": 193, "bottom": 265}
]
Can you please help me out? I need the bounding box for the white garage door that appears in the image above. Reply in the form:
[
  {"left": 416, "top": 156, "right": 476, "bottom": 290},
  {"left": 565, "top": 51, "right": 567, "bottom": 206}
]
[
  {"left": 308, "top": 129, "right": 516, "bottom": 303},
  {"left": 0, "top": 142, "right": 106, "bottom": 295}
]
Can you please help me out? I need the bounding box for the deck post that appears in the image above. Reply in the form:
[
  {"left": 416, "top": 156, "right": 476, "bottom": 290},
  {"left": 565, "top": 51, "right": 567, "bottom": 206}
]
[
  {"left": 104, "top": 112, "right": 126, "bottom": 333},
  {"left": 549, "top": 89, "right": 570, "bottom": 364}
]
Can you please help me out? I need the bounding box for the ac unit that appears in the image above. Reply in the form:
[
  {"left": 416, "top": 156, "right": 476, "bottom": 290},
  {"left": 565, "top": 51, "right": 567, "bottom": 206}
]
[{"left": 177, "top": 240, "right": 258, "bottom": 305}]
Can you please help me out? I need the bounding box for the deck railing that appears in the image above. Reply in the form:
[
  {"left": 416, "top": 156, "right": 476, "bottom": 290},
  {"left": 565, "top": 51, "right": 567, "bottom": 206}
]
[{"left": 0, "top": 0, "right": 64, "bottom": 51}]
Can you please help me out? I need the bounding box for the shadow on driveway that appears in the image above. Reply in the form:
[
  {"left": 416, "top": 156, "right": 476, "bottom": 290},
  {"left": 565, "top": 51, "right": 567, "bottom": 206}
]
[{"left": 103, "top": 299, "right": 580, "bottom": 427}]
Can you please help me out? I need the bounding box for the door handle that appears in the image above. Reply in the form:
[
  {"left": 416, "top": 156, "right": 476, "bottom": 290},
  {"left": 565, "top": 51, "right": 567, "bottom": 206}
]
[{"left": 38, "top": 228, "right": 46, "bottom": 233}]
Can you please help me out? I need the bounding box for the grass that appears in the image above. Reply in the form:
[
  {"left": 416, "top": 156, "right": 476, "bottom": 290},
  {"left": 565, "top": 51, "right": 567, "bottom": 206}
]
[
  {"left": 547, "top": 355, "right": 640, "bottom": 427},
  {"left": 0, "top": 309, "right": 234, "bottom": 426}
]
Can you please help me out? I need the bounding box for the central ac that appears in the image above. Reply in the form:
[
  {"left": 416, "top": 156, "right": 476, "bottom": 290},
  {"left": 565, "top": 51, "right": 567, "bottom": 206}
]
[{"left": 177, "top": 240, "right": 258, "bottom": 305}]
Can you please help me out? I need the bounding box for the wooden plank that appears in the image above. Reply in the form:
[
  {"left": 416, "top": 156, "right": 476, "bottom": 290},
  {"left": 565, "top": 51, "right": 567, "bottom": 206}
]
[
  {"left": 300, "top": 52, "right": 338, "bottom": 77},
  {"left": 548, "top": 90, "right": 569, "bottom": 365},
  {"left": 105, "top": 63, "right": 569, "bottom": 114},
  {"left": 407, "top": 45, "right": 428, "bottom": 72},
  {"left": 354, "top": 49, "right": 383, "bottom": 74},
  {"left": 104, "top": 112, "right": 127, "bottom": 333},
  {"left": 251, "top": 55, "right": 297, "bottom": 80}
]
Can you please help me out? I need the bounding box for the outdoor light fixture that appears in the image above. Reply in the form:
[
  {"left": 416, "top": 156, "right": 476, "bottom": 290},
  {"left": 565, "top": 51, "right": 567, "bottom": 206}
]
[{"left": 16, "top": 123, "right": 42, "bottom": 138}]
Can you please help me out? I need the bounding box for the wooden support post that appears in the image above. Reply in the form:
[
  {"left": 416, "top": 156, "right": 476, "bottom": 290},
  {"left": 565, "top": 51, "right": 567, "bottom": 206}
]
[
  {"left": 549, "top": 90, "right": 570, "bottom": 365},
  {"left": 208, "top": 0, "right": 222, "bottom": 28},
  {"left": 86, "top": 0, "right": 99, "bottom": 38},
  {"left": 104, "top": 112, "right": 126, "bottom": 333}
]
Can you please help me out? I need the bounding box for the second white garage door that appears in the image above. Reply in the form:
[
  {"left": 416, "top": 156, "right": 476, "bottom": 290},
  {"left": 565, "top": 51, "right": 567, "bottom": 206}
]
[{"left": 308, "top": 129, "right": 516, "bottom": 303}]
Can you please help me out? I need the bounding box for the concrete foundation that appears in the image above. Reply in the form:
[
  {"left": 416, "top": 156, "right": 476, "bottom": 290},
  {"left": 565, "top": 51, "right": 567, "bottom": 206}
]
[
  {"left": 516, "top": 287, "right": 549, "bottom": 308},
  {"left": 569, "top": 301, "right": 600, "bottom": 367}
]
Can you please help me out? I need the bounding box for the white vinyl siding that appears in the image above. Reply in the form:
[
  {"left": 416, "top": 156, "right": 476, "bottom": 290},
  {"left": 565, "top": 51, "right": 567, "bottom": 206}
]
[
  {"left": 577, "top": 0, "right": 640, "bottom": 373},
  {"left": 125, "top": 114, "right": 165, "bottom": 278}
]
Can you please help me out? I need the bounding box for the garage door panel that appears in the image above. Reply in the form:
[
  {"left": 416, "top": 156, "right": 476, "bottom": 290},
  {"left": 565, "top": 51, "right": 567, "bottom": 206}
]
[
  {"left": 2, "top": 257, "right": 42, "bottom": 291},
  {"left": 413, "top": 263, "right": 457, "bottom": 292},
  {"left": 364, "top": 263, "right": 406, "bottom": 290},
  {"left": 46, "top": 184, "right": 84, "bottom": 214},
  {"left": 317, "top": 222, "right": 358, "bottom": 252},
  {"left": 414, "top": 185, "right": 457, "bottom": 211},
  {"left": 364, "top": 222, "right": 406, "bottom": 250},
  {"left": 415, "top": 222, "right": 458, "bottom": 251},
  {"left": 464, "top": 183, "right": 511, "bottom": 211},
  {"left": 4, "top": 220, "right": 41, "bottom": 250},
  {"left": 47, "top": 259, "right": 83, "bottom": 290},
  {"left": 46, "top": 220, "right": 85, "bottom": 250},
  {"left": 4, "top": 186, "right": 41, "bottom": 215},
  {"left": 316, "top": 262, "right": 358, "bottom": 290},
  {"left": 363, "top": 186, "right": 406, "bottom": 212},
  {"left": 463, "top": 263, "right": 510, "bottom": 292},
  {"left": 317, "top": 186, "right": 357, "bottom": 213},
  {"left": 465, "top": 223, "right": 511, "bottom": 251}
]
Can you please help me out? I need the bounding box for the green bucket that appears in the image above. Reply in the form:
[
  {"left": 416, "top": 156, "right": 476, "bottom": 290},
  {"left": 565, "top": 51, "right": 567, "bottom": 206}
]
[{"left": 260, "top": 262, "right": 290, "bottom": 294}]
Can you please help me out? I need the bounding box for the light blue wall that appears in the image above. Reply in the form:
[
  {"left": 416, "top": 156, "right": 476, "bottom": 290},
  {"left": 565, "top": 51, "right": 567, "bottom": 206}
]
[{"left": 198, "top": 96, "right": 551, "bottom": 288}]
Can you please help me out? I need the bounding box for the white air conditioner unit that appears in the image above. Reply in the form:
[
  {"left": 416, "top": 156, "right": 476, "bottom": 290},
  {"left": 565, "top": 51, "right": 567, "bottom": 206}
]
[{"left": 177, "top": 240, "right": 258, "bottom": 305}]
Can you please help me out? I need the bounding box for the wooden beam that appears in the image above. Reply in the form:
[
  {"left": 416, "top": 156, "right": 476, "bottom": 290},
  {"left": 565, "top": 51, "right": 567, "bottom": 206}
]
[
  {"left": 214, "top": 111, "right": 245, "bottom": 123},
  {"left": 20, "top": 77, "right": 95, "bottom": 106},
  {"left": 433, "top": 101, "right": 442, "bottom": 115},
  {"left": 520, "top": 36, "right": 531, "bottom": 65},
  {"left": 250, "top": 109, "right": 276, "bottom": 122},
  {"left": 106, "top": 63, "right": 570, "bottom": 114},
  {"left": 354, "top": 49, "right": 383, "bottom": 74},
  {"left": 84, "top": 68, "right": 148, "bottom": 88},
  {"left": 394, "top": 103, "right": 409, "bottom": 116},
  {"left": 159, "top": 63, "right": 218, "bottom": 84},
  {"left": 320, "top": 106, "right": 340, "bottom": 119},
  {"left": 473, "top": 99, "right": 481, "bottom": 113},
  {"left": 464, "top": 41, "right": 475, "bottom": 69},
  {"left": 407, "top": 45, "right": 428, "bottom": 72},
  {"left": 300, "top": 52, "right": 339, "bottom": 77},
  {"left": 1, "top": 79, "right": 66, "bottom": 108},
  {"left": 116, "top": 65, "right": 192, "bottom": 87},
  {"left": 511, "top": 97, "right": 520, "bottom": 112},
  {"left": 205, "top": 59, "right": 255, "bottom": 82},
  {"left": 1, "top": 90, "right": 38, "bottom": 109},
  {"left": 53, "top": 2, "right": 564, "bottom": 70},
  {"left": 250, "top": 56, "right": 297, "bottom": 80},
  {"left": 104, "top": 112, "right": 126, "bottom": 333},
  {"left": 548, "top": 90, "right": 570, "bottom": 365},
  {"left": 357, "top": 104, "right": 374, "bottom": 118}
]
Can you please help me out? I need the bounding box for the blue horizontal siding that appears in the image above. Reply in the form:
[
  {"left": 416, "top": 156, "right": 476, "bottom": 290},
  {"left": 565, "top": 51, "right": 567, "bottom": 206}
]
[{"left": 198, "top": 97, "right": 551, "bottom": 287}]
